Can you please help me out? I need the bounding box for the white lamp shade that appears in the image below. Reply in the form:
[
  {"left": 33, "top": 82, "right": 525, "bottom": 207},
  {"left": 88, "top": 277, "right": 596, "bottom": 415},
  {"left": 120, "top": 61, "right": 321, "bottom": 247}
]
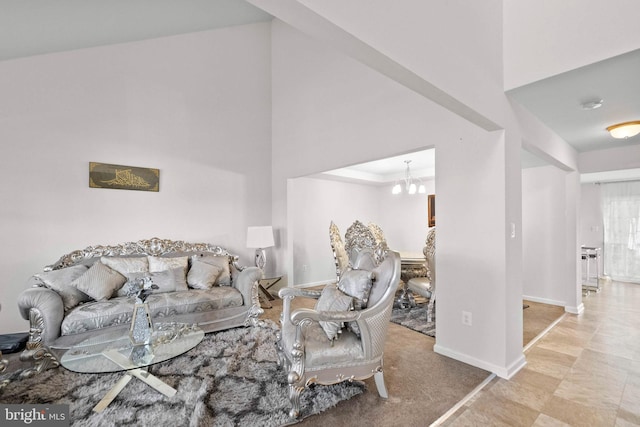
[{"left": 246, "top": 226, "right": 275, "bottom": 248}]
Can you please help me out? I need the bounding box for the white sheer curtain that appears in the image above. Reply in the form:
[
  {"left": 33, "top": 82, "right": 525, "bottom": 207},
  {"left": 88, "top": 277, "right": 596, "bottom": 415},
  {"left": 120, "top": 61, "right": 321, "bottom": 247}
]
[{"left": 601, "top": 181, "right": 640, "bottom": 283}]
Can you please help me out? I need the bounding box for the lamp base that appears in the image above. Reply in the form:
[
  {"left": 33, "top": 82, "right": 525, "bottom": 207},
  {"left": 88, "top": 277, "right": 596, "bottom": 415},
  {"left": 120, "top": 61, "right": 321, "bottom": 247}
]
[{"left": 255, "top": 248, "right": 267, "bottom": 271}]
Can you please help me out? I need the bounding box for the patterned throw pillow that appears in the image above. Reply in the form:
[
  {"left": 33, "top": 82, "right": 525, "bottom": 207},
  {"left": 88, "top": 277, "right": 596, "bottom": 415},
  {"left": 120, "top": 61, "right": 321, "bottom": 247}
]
[
  {"left": 34, "top": 265, "right": 91, "bottom": 311},
  {"left": 148, "top": 256, "right": 189, "bottom": 274},
  {"left": 71, "top": 262, "right": 127, "bottom": 301},
  {"left": 337, "top": 269, "right": 376, "bottom": 310},
  {"left": 315, "top": 284, "right": 353, "bottom": 341},
  {"left": 101, "top": 256, "right": 149, "bottom": 280},
  {"left": 189, "top": 255, "right": 231, "bottom": 286},
  {"left": 116, "top": 268, "right": 188, "bottom": 297},
  {"left": 187, "top": 259, "right": 223, "bottom": 290}
]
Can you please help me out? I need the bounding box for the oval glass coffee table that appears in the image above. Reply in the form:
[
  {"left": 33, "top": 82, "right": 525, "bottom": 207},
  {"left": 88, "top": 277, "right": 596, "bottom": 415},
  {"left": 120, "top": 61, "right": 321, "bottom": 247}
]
[{"left": 55, "top": 323, "right": 204, "bottom": 412}]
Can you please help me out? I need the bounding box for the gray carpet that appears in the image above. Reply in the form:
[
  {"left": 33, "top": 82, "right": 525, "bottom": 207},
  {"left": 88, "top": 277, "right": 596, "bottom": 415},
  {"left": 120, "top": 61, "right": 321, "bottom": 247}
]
[
  {"left": 0, "top": 321, "right": 364, "bottom": 426},
  {"left": 390, "top": 303, "right": 435, "bottom": 337}
]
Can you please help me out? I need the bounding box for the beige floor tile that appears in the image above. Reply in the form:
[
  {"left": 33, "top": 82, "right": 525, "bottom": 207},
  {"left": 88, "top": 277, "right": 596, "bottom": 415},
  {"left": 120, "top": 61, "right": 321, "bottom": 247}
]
[
  {"left": 535, "top": 339, "right": 584, "bottom": 358},
  {"left": 444, "top": 408, "right": 513, "bottom": 427},
  {"left": 542, "top": 395, "right": 618, "bottom": 427},
  {"left": 574, "top": 348, "right": 635, "bottom": 376},
  {"left": 553, "top": 375, "right": 625, "bottom": 410},
  {"left": 540, "top": 325, "right": 594, "bottom": 348},
  {"left": 620, "top": 378, "right": 640, "bottom": 420},
  {"left": 484, "top": 379, "right": 554, "bottom": 412},
  {"left": 466, "top": 389, "right": 540, "bottom": 426},
  {"left": 616, "top": 418, "right": 640, "bottom": 426},
  {"left": 523, "top": 347, "right": 576, "bottom": 379},
  {"left": 587, "top": 333, "right": 640, "bottom": 359},
  {"left": 510, "top": 367, "right": 563, "bottom": 393},
  {"left": 532, "top": 413, "right": 572, "bottom": 427}
]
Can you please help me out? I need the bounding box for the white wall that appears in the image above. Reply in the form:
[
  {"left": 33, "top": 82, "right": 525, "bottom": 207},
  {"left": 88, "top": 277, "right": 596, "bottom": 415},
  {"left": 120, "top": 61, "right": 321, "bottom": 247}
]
[
  {"left": 296, "top": 0, "right": 506, "bottom": 127},
  {"left": 271, "top": 17, "right": 528, "bottom": 377},
  {"left": 0, "top": 23, "right": 273, "bottom": 333},
  {"left": 580, "top": 183, "right": 604, "bottom": 276},
  {"left": 522, "top": 166, "right": 573, "bottom": 305},
  {"left": 289, "top": 177, "right": 380, "bottom": 285},
  {"left": 288, "top": 176, "right": 435, "bottom": 286},
  {"left": 579, "top": 145, "right": 640, "bottom": 174}
]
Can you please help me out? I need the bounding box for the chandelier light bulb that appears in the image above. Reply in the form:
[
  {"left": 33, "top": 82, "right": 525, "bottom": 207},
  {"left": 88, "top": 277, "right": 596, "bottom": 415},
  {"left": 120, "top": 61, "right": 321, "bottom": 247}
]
[
  {"left": 392, "top": 184, "right": 402, "bottom": 194},
  {"left": 418, "top": 184, "right": 426, "bottom": 194}
]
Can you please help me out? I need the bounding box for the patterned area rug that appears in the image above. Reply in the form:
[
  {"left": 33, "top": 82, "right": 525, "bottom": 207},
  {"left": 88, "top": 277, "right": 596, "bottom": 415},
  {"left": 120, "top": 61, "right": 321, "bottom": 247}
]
[
  {"left": 0, "top": 321, "right": 364, "bottom": 426},
  {"left": 390, "top": 303, "right": 435, "bottom": 337}
]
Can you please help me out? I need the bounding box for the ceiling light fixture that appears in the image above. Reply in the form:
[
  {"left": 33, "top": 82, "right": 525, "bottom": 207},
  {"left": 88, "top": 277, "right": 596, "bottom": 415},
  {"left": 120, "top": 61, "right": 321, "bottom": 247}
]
[
  {"left": 392, "top": 160, "right": 426, "bottom": 195},
  {"left": 606, "top": 121, "right": 640, "bottom": 139}
]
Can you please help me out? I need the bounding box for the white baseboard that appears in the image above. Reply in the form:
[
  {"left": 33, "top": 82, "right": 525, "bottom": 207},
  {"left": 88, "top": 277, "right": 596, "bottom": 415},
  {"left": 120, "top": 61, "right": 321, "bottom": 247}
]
[
  {"left": 565, "top": 302, "right": 584, "bottom": 315},
  {"left": 522, "top": 295, "right": 564, "bottom": 306},
  {"left": 433, "top": 344, "right": 527, "bottom": 379},
  {"left": 293, "top": 279, "right": 335, "bottom": 289}
]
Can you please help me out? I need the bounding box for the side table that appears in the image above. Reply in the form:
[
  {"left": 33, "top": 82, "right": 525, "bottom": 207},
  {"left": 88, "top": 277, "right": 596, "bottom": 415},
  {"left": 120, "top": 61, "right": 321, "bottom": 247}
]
[{"left": 258, "top": 277, "right": 282, "bottom": 309}]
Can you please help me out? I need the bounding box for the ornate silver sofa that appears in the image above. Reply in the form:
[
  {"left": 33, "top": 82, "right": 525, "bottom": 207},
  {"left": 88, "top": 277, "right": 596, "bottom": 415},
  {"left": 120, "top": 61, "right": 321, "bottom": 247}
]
[{"left": 17, "top": 238, "right": 263, "bottom": 374}]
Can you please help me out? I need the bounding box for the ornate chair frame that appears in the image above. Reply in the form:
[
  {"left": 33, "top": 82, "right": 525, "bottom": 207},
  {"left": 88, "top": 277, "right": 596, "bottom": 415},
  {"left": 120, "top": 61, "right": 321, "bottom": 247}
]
[{"left": 277, "top": 246, "right": 401, "bottom": 418}]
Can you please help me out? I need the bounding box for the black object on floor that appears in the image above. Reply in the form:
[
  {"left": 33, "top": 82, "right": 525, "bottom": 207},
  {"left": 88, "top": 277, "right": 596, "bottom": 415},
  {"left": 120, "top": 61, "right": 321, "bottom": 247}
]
[{"left": 0, "top": 332, "right": 29, "bottom": 353}]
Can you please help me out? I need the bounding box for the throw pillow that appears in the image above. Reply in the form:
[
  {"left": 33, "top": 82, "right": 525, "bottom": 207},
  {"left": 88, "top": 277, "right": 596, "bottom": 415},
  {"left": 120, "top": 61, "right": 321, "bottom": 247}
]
[
  {"left": 148, "top": 256, "right": 189, "bottom": 274},
  {"left": 34, "top": 265, "right": 91, "bottom": 311},
  {"left": 351, "top": 249, "right": 377, "bottom": 271},
  {"left": 337, "top": 269, "right": 376, "bottom": 310},
  {"left": 116, "top": 268, "right": 188, "bottom": 297},
  {"left": 189, "top": 255, "right": 231, "bottom": 286},
  {"left": 101, "top": 256, "right": 149, "bottom": 280},
  {"left": 315, "top": 284, "right": 353, "bottom": 342},
  {"left": 187, "top": 259, "right": 223, "bottom": 290},
  {"left": 70, "top": 262, "right": 127, "bottom": 301}
]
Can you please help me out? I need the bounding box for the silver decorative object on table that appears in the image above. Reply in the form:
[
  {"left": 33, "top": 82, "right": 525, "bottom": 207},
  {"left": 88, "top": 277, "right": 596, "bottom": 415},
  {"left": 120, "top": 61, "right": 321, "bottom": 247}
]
[{"left": 127, "top": 276, "right": 158, "bottom": 348}]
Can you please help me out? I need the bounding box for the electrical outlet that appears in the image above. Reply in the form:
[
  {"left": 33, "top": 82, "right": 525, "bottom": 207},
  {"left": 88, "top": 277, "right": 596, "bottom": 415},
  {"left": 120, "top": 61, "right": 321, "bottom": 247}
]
[
  {"left": 462, "top": 311, "right": 472, "bottom": 326},
  {"left": 302, "top": 264, "right": 308, "bottom": 272}
]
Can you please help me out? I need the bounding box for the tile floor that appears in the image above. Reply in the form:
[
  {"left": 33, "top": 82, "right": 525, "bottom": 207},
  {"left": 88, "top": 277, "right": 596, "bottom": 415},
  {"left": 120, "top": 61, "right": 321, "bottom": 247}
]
[{"left": 442, "top": 280, "right": 640, "bottom": 427}]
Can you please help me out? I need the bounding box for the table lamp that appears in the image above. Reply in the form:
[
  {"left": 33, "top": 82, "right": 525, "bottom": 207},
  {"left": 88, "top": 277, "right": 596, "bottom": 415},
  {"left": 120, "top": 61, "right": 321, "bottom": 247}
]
[{"left": 246, "top": 226, "right": 275, "bottom": 270}]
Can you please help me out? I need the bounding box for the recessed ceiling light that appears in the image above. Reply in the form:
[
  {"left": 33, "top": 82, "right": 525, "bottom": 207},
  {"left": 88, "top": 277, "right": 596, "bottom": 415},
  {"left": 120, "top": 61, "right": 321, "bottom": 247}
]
[{"left": 581, "top": 99, "right": 604, "bottom": 110}]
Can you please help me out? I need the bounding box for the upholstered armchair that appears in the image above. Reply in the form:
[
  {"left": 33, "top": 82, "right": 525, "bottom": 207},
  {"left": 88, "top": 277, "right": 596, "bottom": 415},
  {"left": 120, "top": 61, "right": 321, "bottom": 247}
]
[
  {"left": 406, "top": 227, "right": 436, "bottom": 322},
  {"left": 277, "top": 248, "right": 401, "bottom": 418}
]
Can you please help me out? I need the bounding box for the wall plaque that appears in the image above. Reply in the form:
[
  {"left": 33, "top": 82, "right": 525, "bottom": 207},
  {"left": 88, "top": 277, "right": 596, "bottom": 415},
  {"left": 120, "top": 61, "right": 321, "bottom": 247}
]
[{"left": 89, "top": 162, "right": 159, "bottom": 192}]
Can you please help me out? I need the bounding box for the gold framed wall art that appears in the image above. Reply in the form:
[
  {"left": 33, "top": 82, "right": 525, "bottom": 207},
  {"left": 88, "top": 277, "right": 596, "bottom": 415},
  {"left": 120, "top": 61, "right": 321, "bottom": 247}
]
[
  {"left": 89, "top": 162, "right": 159, "bottom": 192},
  {"left": 428, "top": 194, "right": 435, "bottom": 227}
]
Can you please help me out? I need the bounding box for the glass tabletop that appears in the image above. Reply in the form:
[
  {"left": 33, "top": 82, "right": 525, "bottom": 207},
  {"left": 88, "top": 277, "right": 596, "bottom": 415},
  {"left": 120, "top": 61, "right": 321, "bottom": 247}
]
[{"left": 58, "top": 323, "right": 204, "bottom": 374}]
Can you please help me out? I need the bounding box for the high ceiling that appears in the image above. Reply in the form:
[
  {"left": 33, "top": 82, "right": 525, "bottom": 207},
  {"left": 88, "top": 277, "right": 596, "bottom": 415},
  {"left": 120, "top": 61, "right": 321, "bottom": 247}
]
[
  {"left": 0, "top": 0, "right": 272, "bottom": 62},
  {"left": 2, "top": 2, "right": 638, "bottom": 182}
]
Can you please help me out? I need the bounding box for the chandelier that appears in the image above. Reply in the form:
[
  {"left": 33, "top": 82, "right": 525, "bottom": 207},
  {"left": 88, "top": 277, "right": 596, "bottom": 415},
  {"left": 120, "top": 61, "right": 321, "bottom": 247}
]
[{"left": 392, "top": 160, "right": 426, "bottom": 195}]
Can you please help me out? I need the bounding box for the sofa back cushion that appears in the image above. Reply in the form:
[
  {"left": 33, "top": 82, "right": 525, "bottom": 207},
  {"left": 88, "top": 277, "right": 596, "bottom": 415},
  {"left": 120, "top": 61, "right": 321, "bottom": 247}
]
[
  {"left": 34, "top": 265, "right": 92, "bottom": 311},
  {"left": 189, "top": 254, "right": 231, "bottom": 286},
  {"left": 101, "top": 256, "right": 149, "bottom": 280},
  {"left": 187, "top": 259, "right": 223, "bottom": 290},
  {"left": 71, "top": 262, "right": 127, "bottom": 301}
]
